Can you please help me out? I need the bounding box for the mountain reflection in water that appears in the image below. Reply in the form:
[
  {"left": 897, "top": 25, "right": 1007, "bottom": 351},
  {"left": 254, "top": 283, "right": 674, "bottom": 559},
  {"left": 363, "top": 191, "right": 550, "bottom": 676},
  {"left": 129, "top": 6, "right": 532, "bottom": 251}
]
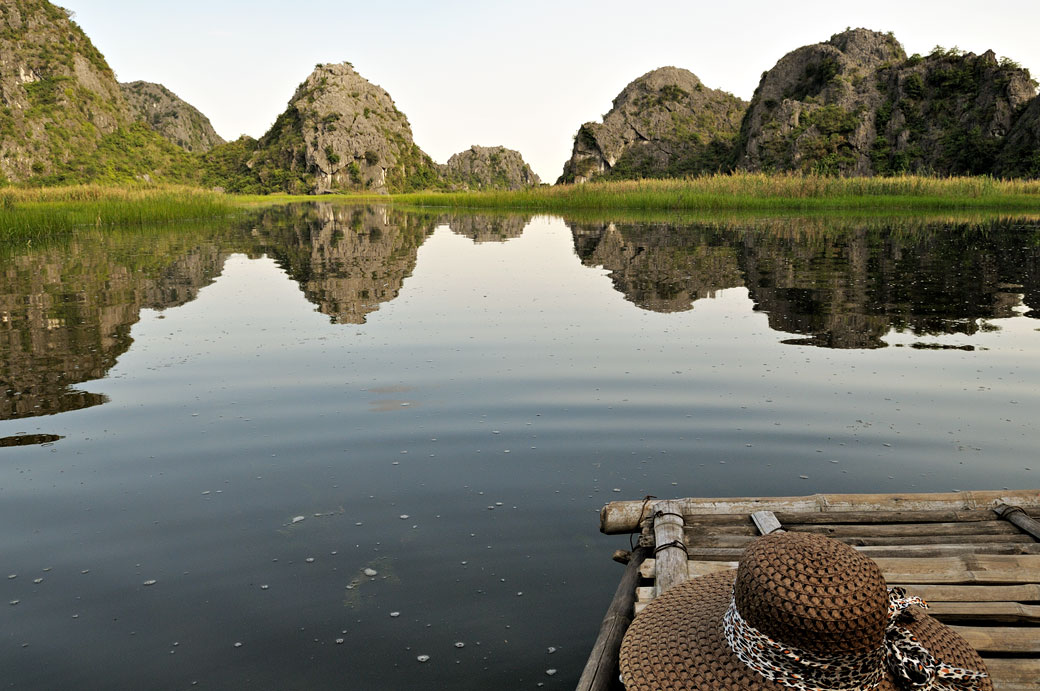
[
  {"left": 1, "top": 207, "right": 1038, "bottom": 422},
  {"left": 570, "top": 218, "right": 1040, "bottom": 348}
]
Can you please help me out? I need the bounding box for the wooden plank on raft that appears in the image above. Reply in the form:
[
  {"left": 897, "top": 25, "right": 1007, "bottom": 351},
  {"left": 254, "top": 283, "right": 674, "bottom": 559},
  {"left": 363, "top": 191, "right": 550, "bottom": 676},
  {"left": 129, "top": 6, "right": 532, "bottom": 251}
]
[
  {"left": 575, "top": 546, "right": 650, "bottom": 691},
  {"left": 600, "top": 490, "right": 1040, "bottom": 534},
  {"left": 983, "top": 658, "right": 1040, "bottom": 690},
  {"left": 751, "top": 510, "right": 783, "bottom": 535},
  {"left": 872, "top": 555, "right": 1040, "bottom": 584},
  {"left": 684, "top": 543, "right": 1040, "bottom": 560},
  {"left": 653, "top": 500, "right": 689, "bottom": 596},
  {"left": 950, "top": 626, "right": 1040, "bottom": 654},
  {"left": 786, "top": 521, "right": 1023, "bottom": 537},
  {"left": 642, "top": 555, "right": 1040, "bottom": 583},
  {"left": 686, "top": 533, "right": 1038, "bottom": 548}
]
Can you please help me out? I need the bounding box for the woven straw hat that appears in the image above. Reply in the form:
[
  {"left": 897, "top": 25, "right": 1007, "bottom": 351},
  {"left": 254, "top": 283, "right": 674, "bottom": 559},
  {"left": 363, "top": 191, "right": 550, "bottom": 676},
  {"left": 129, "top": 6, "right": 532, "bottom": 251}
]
[{"left": 620, "top": 532, "right": 991, "bottom": 690}]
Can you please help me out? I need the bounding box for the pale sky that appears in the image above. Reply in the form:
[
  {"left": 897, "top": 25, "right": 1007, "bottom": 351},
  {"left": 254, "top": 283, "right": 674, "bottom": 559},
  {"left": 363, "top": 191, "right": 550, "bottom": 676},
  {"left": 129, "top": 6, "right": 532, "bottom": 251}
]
[{"left": 63, "top": 0, "right": 1040, "bottom": 183}]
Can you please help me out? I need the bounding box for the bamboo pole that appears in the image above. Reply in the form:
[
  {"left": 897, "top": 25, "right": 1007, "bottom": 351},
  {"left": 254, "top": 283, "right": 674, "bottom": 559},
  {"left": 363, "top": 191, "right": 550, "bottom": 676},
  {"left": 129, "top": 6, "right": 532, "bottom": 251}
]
[{"left": 575, "top": 546, "right": 649, "bottom": 691}]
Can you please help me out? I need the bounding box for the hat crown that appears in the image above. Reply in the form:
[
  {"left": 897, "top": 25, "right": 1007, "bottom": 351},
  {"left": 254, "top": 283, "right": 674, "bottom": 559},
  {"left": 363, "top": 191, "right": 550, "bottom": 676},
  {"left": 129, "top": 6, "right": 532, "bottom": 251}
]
[{"left": 733, "top": 532, "right": 889, "bottom": 655}]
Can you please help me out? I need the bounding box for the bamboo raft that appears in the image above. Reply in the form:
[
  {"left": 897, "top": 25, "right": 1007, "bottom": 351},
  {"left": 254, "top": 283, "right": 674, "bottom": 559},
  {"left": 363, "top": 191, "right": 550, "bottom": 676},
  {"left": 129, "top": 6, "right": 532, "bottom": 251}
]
[{"left": 578, "top": 489, "right": 1040, "bottom": 691}]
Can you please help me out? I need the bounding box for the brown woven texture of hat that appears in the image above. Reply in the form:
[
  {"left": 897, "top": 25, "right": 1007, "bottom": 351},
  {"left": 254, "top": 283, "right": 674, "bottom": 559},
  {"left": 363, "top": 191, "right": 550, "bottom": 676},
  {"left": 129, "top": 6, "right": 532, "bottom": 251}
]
[{"left": 735, "top": 532, "right": 888, "bottom": 656}]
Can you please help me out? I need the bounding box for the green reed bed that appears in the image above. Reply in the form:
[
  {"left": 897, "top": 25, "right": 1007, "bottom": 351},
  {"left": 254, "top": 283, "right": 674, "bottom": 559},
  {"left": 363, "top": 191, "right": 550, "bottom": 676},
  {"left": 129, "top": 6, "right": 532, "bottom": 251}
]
[
  {"left": 393, "top": 174, "right": 1040, "bottom": 212},
  {"left": 0, "top": 185, "right": 234, "bottom": 240}
]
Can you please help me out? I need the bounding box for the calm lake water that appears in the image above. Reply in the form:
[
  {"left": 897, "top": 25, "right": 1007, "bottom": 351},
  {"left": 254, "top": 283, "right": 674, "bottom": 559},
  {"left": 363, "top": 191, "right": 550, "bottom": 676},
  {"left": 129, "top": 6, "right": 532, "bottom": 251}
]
[{"left": 2, "top": 205, "right": 1039, "bottom": 689}]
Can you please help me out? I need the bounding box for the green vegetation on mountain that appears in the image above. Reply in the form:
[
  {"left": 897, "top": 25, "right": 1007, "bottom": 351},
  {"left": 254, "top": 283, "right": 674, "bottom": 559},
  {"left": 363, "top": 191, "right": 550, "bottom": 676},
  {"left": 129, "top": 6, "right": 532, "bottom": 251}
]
[
  {"left": 735, "top": 29, "right": 1038, "bottom": 177},
  {"left": 559, "top": 67, "right": 747, "bottom": 183}
]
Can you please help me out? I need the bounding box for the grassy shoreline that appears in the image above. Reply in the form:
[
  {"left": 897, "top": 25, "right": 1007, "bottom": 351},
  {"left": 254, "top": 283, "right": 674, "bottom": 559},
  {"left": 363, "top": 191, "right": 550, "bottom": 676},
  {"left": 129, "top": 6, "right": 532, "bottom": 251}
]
[
  {"left": 391, "top": 175, "right": 1040, "bottom": 212},
  {"left": 0, "top": 185, "right": 235, "bottom": 240},
  {"left": 4, "top": 176, "right": 1040, "bottom": 241}
]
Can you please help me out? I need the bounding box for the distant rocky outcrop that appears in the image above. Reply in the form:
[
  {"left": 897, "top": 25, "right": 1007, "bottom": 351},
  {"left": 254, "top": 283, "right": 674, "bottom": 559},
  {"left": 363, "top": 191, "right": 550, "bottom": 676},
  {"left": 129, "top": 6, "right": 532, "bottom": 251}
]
[
  {"left": 442, "top": 145, "right": 539, "bottom": 190},
  {"left": 558, "top": 67, "right": 747, "bottom": 183},
  {"left": 995, "top": 95, "right": 1040, "bottom": 178},
  {"left": 736, "top": 28, "right": 1038, "bottom": 176},
  {"left": 239, "top": 62, "right": 442, "bottom": 194},
  {"left": 121, "top": 81, "right": 224, "bottom": 153},
  {"left": 0, "top": 0, "right": 131, "bottom": 181}
]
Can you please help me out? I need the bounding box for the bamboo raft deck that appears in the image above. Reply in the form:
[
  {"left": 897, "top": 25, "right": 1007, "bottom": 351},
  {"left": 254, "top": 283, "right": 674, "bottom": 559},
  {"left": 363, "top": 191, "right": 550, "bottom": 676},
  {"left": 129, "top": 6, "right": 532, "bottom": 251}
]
[{"left": 579, "top": 489, "right": 1040, "bottom": 691}]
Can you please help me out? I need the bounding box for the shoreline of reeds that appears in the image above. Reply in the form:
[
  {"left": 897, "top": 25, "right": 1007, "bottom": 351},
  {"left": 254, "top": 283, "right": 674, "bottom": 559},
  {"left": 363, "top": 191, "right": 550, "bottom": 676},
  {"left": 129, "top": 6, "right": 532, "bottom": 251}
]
[
  {"left": 0, "top": 185, "right": 235, "bottom": 240},
  {"left": 391, "top": 174, "right": 1040, "bottom": 212},
  {"left": 5, "top": 175, "right": 1040, "bottom": 242}
]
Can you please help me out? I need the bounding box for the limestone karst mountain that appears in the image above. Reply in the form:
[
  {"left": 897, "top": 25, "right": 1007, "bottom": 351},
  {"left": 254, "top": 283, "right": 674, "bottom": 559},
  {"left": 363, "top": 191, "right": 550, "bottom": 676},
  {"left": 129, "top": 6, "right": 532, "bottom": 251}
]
[
  {"left": 225, "top": 62, "right": 443, "bottom": 195},
  {"left": 442, "top": 146, "right": 540, "bottom": 190},
  {"left": 0, "top": 0, "right": 131, "bottom": 181},
  {"left": 120, "top": 81, "right": 225, "bottom": 153},
  {"left": 558, "top": 67, "right": 747, "bottom": 183},
  {"left": 995, "top": 94, "right": 1040, "bottom": 178},
  {"left": 735, "top": 28, "right": 1038, "bottom": 176}
]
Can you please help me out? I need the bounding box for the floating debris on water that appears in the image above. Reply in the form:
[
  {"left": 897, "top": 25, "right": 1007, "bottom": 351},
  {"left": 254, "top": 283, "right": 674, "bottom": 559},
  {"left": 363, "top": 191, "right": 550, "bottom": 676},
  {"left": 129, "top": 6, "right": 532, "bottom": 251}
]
[
  {"left": 9, "top": 600, "right": 19, "bottom": 606},
  {"left": 234, "top": 642, "right": 243, "bottom": 648},
  {"left": 547, "top": 647, "right": 557, "bottom": 654},
  {"left": 305, "top": 558, "right": 315, "bottom": 563},
  {"left": 417, "top": 654, "right": 430, "bottom": 663},
  {"left": 399, "top": 515, "right": 409, "bottom": 520},
  {"left": 454, "top": 641, "right": 465, "bottom": 648},
  {"left": 292, "top": 516, "right": 306, "bottom": 524},
  {"left": 799, "top": 475, "right": 809, "bottom": 479},
  {"left": 143, "top": 579, "right": 157, "bottom": 586},
  {"left": 363, "top": 568, "right": 378, "bottom": 577},
  {"left": 389, "top": 611, "right": 400, "bottom": 618},
  {"left": 546, "top": 669, "right": 557, "bottom": 676},
  {"left": 260, "top": 585, "right": 269, "bottom": 590},
  {"left": 336, "top": 638, "right": 345, "bottom": 644},
  {"left": 33, "top": 578, "right": 43, "bottom": 584}
]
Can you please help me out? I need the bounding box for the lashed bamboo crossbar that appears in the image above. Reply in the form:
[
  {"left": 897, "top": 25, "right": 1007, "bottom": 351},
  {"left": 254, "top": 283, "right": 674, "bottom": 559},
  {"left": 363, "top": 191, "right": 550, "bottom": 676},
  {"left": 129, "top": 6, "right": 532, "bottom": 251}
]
[
  {"left": 580, "top": 490, "right": 1040, "bottom": 691},
  {"left": 600, "top": 489, "right": 1040, "bottom": 534}
]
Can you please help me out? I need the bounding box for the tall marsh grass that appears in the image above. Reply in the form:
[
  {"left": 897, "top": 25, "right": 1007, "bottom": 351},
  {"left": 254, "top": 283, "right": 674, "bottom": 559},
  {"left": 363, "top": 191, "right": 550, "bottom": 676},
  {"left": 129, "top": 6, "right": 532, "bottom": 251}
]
[
  {"left": 0, "top": 185, "right": 234, "bottom": 240},
  {"left": 393, "top": 174, "right": 1040, "bottom": 212}
]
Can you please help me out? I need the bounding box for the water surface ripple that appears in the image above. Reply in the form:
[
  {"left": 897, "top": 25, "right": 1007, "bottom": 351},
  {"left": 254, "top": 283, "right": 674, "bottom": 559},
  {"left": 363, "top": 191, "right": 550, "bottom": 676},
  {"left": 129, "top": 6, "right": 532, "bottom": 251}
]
[{"left": 1, "top": 206, "right": 1038, "bottom": 689}]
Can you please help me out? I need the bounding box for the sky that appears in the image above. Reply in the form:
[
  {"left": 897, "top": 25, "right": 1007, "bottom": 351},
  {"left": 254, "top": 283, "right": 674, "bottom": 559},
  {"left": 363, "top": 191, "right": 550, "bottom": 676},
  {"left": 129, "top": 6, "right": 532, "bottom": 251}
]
[{"left": 62, "top": 0, "right": 1040, "bottom": 183}]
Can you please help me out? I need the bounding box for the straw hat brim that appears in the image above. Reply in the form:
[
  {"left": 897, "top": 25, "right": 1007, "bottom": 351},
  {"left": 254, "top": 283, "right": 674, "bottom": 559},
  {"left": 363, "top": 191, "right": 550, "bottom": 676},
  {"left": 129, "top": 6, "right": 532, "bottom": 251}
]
[{"left": 619, "top": 570, "right": 992, "bottom": 691}]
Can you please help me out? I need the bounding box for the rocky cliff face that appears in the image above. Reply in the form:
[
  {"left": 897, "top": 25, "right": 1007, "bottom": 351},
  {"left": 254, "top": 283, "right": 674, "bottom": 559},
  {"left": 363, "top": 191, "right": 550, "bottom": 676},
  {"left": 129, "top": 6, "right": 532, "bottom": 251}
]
[
  {"left": 870, "top": 49, "right": 1036, "bottom": 175},
  {"left": 442, "top": 145, "right": 539, "bottom": 190},
  {"left": 121, "top": 81, "right": 224, "bottom": 153},
  {"left": 994, "top": 95, "right": 1040, "bottom": 178},
  {"left": 736, "top": 29, "right": 1038, "bottom": 176},
  {"left": 736, "top": 28, "right": 906, "bottom": 175},
  {"left": 243, "top": 63, "right": 442, "bottom": 194},
  {"left": 559, "top": 67, "right": 747, "bottom": 183},
  {"left": 0, "top": 0, "right": 130, "bottom": 182}
]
